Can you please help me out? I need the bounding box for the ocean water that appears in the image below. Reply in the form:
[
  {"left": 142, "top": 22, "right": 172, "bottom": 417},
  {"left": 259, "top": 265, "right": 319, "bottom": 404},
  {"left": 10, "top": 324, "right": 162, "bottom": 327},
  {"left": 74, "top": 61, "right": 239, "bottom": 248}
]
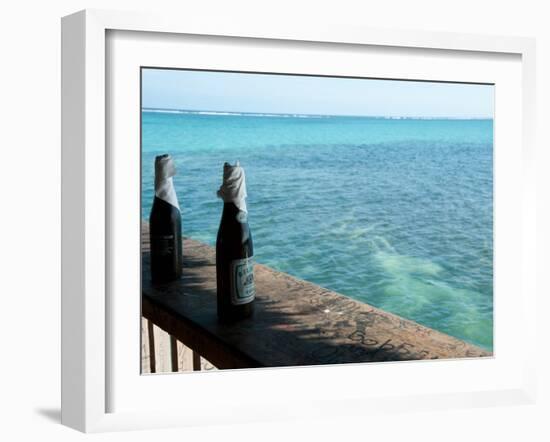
[{"left": 142, "top": 109, "right": 493, "bottom": 351}]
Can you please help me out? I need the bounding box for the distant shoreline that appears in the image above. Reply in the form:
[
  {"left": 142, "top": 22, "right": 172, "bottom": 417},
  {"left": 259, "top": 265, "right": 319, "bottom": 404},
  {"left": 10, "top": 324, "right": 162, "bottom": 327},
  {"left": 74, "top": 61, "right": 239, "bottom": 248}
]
[{"left": 142, "top": 107, "right": 494, "bottom": 121}]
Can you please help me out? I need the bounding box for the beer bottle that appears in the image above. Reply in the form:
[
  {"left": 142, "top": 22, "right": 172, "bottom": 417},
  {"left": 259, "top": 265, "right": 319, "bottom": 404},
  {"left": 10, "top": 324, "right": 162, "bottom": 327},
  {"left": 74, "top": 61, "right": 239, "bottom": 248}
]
[
  {"left": 149, "top": 154, "right": 183, "bottom": 283},
  {"left": 216, "top": 161, "right": 255, "bottom": 321}
]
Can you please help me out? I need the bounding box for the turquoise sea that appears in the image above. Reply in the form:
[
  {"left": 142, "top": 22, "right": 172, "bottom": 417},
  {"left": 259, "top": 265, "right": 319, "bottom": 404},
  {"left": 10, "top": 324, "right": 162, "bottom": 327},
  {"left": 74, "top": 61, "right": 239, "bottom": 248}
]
[{"left": 141, "top": 109, "right": 493, "bottom": 351}]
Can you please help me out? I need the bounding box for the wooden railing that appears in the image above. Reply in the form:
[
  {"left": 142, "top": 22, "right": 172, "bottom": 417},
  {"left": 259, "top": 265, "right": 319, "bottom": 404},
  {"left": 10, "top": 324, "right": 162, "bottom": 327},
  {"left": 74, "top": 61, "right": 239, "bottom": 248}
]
[
  {"left": 141, "top": 317, "right": 216, "bottom": 373},
  {"left": 141, "top": 223, "right": 490, "bottom": 373}
]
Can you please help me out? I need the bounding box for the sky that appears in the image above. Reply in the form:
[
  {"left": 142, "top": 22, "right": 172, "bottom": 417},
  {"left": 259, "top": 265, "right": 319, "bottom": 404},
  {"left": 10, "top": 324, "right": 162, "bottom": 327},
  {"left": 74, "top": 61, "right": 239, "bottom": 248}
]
[{"left": 141, "top": 68, "right": 494, "bottom": 119}]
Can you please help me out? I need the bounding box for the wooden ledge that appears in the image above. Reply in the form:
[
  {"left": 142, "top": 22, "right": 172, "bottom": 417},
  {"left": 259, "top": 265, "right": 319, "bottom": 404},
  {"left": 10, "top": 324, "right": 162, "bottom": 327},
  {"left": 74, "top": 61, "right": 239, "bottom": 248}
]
[{"left": 141, "top": 224, "right": 490, "bottom": 369}]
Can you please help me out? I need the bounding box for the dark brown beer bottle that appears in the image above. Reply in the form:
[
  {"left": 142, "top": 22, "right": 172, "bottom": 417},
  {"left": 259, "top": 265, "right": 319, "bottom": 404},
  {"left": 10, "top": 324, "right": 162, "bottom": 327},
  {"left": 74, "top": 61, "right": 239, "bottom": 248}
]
[
  {"left": 216, "top": 162, "right": 255, "bottom": 321},
  {"left": 149, "top": 154, "right": 182, "bottom": 283}
]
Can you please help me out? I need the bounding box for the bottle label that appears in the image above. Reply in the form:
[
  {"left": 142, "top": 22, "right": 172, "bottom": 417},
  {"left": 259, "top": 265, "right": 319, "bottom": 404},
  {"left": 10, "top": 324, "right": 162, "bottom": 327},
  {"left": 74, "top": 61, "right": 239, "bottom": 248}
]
[{"left": 230, "top": 257, "right": 255, "bottom": 305}]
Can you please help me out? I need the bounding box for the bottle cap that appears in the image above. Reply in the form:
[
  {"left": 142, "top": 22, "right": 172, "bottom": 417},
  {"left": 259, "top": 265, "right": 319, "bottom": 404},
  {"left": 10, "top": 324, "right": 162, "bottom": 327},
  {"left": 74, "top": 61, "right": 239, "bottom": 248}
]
[
  {"left": 154, "top": 154, "right": 180, "bottom": 210},
  {"left": 155, "top": 154, "right": 176, "bottom": 181},
  {"left": 217, "top": 161, "right": 247, "bottom": 213}
]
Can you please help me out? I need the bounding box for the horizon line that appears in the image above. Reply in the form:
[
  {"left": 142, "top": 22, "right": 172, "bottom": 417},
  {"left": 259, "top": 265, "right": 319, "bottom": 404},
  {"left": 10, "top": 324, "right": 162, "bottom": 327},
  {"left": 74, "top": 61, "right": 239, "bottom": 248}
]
[{"left": 141, "top": 106, "right": 494, "bottom": 120}]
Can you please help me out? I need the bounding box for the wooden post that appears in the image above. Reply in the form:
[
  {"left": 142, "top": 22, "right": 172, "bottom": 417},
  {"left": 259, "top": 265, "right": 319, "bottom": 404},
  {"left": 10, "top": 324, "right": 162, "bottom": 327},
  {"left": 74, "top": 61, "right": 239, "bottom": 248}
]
[
  {"left": 193, "top": 351, "right": 201, "bottom": 371},
  {"left": 170, "top": 335, "right": 179, "bottom": 372},
  {"left": 147, "top": 319, "right": 156, "bottom": 373}
]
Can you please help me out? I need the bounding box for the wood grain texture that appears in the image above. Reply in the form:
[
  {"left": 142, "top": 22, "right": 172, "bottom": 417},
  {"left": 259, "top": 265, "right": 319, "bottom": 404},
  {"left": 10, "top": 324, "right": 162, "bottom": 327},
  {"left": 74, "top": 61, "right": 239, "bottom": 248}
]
[{"left": 141, "top": 223, "right": 490, "bottom": 369}]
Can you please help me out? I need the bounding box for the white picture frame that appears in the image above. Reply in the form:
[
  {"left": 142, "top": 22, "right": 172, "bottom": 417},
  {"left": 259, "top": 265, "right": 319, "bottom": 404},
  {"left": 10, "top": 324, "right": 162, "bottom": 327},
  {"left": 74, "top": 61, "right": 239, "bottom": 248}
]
[{"left": 61, "top": 9, "right": 537, "bottom": 433}]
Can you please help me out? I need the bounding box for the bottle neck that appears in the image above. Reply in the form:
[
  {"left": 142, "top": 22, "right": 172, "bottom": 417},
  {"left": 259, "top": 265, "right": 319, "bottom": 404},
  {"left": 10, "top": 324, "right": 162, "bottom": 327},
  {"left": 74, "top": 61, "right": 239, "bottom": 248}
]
[
  {"left": 222, "top": 201, "right": 247, "bottom": 223},
  {"left": 154, "top": 176, "right": 174, "bottom": 192},
  {"left": 154, "top": 176, "right": 179, "bottom": 211},
  {"left": 154, "top": 155, "right": 179, "bottom": 210}
]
